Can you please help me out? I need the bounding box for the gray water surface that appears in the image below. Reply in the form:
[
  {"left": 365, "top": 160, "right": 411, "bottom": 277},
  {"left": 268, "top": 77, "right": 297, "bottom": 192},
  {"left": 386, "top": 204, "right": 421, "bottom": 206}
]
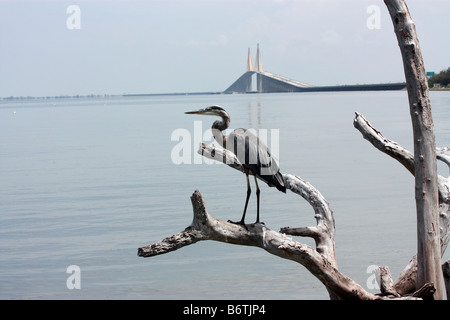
[{"left": 1, "top": 91, "right": 449, "bottom": 299}]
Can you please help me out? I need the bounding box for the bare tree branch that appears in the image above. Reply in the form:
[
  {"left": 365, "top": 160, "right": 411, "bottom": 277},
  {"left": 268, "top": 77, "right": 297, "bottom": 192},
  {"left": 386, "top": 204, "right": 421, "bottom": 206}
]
[
  {"left": 394, "top": 254, "right": 418, "bottom": 296},
  {"left": 436, "top": 147, "right": 450, "bottom": 205},
  {"left": 198, "top": 143, "right": 337, "bottom": 264},
  {"left": 437, "top": 147, "right": 450, "bottom": 169},
  {"left": 411, "top": 283, "right": 436, "bottom": 300},
  {"left": 138, "top": 189, "right": 376, "bottom": 300},
  {"left": 199, "top": 143, "right": 342, "bottom": 298},
  {"left": 354, "top": 111, "right": 450, "bottom": 296},
  {"left": 354, "top": 112, "right": 450, "bottom": 193},
  {"left": 140, "top": 134, "right": 446, "bottom": 299},
  {"left": 137, "top": 229, "right": 205, "bottom": 258},
  {"left": 353, "top": 112, "right": 414, "bottom": 175},
  {"left": 139, "top": 142, "right": 376, "bottom": 299},
  {"left": 379, "top": 266, "right": 400, "bottom": 297}
]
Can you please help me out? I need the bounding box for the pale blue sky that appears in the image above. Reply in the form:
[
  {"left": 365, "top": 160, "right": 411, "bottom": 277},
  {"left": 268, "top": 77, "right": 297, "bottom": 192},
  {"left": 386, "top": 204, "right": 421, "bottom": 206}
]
[{"left": 0, "top": 0, "right": 449, "bottom": 97}]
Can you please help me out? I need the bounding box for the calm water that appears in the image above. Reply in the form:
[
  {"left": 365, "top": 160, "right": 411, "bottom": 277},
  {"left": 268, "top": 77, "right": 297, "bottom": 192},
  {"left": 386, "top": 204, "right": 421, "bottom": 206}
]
[{"left": 0, "top": 91, "right": 449, "bottom": 299}]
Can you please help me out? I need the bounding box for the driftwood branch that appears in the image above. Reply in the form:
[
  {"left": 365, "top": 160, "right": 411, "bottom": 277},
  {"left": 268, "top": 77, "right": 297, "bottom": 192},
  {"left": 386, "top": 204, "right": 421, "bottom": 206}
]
[
  {"left": 139, "top": 189, "right": 376, "bottom": 300},
  {"left": 139, "top": 143, "right": 378, "bottom": 299},
  {"left": 378, "top": 266, "right": 400, "bottom": 297},
  {"left": 198, "top": 143, "right": 337, "bottom": 265},
  {"left": 200, "top": 143, "right": 340, "bottom": 298},
  {"left": 394, "top": 255, "right": 418, "bottom": 296},
  {"left": 377, "top": 265, "right": 437, "bottom": 299},
  {"left": 353, "top": 113, "right": 450, "bottom": 205},
  {"left": 354, "top": 112, "right": 450, "bottom": 296},
  {"left": 139, "top": 113, "right": 448, "bottom": 300},
  {"left": 138, "top": 141, "right": 438, "bottom": 299},
  {"left": 353, "top": 112, "right": 414, "bottom": 175},
  {"left": 437, "top": 147, "right": 450, "bottom": 169}
]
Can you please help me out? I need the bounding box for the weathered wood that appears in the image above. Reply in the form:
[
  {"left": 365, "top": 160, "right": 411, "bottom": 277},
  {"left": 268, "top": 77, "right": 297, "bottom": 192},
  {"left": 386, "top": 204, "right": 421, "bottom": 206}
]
[
  {"left": 137, "top": 229, "right": 205, "bottom": 257},
  {"left": 379, "top": 266, "right": 400, "bottom": 297},
  {"left": 140, "top": 143, "right": 361, "bottom": 299},
  {"left": 140, "top": 129, "right": 448, "bottom": 299},
  {"left": 198, "top": 143, "right": 339, "bottom": 299},
  {"left": 198, "top": 143, "right": 337, "bottom": 266},
  {"left": 354, "top": 112, "right": 450, "bottom": 296},
  {"left": 437, "top": 147, "right": 450, "bottom": 168},
  {"left": 138, "top": 189, "right": 377, "bottom": 300},
  {"left": 384, "top": 0, "right": 442, "bottom": 299},
  {"left": 140, "top": 141, "right": 441, "bottom": 299},
  {"left": 279, "top": 173, "right": 336, "bottom": 263},
  {"left": 393, "top": 255, "right": 418, "bottom": 296},
  {"left": 353, "top": 112, "right": 414, "bottom": 174},
  {"left": 443, "top": 260, "right": 450, "bottom": 300},
  {"left": 354, "top": 112, "right": 450, "bottom": 205},
  {"left": 437, "top": 148, "right": 450, "bottom": 204},
  {"left": 353, "top": 112, "right": 414, "bottom": 175},
  {"left": 411, "top": 283, "right": 436, "bottom": 300}
]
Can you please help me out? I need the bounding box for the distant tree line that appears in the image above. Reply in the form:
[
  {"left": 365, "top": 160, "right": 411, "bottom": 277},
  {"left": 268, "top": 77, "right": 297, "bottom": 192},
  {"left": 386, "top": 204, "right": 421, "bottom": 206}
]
[{"left": 428, "top": 67, "right": 450, "bottom": 87}]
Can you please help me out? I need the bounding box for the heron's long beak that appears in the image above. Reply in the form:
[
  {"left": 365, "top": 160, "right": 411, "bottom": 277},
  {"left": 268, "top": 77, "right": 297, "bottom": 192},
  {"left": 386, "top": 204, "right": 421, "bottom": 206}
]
[{"left": 185, "top": 109, "right": 205, "bottom": 115}]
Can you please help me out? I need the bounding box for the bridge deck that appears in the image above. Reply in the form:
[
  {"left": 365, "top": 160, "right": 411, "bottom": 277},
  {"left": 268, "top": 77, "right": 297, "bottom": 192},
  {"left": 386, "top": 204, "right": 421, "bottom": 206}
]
[{"left": 261, "top": 71, "right": 312, "bottom": 88}]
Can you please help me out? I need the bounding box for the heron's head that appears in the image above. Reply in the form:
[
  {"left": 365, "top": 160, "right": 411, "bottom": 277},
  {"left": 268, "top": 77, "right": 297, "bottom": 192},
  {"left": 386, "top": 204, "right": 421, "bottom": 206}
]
[
  {"left": 185, "top": 105, "right": 228, "bottom": 117},
  {"left": 186, "top": 105, "right": 230, "bottom": 132}
]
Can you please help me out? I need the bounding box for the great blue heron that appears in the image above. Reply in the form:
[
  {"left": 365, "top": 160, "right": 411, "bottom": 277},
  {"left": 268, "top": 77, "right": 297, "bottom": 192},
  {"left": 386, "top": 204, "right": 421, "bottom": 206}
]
[{"left": 185, "top": 105, "right": 286, "bottom": 227}]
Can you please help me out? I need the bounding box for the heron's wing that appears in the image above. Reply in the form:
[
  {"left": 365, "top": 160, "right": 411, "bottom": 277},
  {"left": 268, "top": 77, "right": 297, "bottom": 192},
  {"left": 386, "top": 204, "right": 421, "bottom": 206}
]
[{"left": 226, "top": 128, "right": 280, "bottom": 177}]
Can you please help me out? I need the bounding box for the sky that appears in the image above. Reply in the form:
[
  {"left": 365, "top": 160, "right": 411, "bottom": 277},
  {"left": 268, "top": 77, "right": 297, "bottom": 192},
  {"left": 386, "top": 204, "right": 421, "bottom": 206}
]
[{"left": 0, "top": 0, "right": 449, "bottom": 97}]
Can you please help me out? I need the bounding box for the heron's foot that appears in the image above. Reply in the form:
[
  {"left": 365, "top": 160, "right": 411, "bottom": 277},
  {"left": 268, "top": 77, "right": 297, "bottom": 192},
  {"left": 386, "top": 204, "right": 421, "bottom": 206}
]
[{"left": 227, "top": 219, "right": 248, "bottom": 231}]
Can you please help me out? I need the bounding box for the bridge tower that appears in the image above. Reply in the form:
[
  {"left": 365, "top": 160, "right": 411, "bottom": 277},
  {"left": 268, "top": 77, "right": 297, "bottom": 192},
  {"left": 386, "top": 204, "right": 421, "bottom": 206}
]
[
  {"left": 254, "top": 43, "right": 263, "bottom": 73},
  {"left": 255, "top": 43, "right": 264, "bottom": 92},
  {"left": 225, "top": 44, "right": 311, "bottom": 94},
  {"left": 247, "top": 48, "right": 253, "bottom": 72},
  {"left": 224, "top": 45, "right": 403, "bottom": 93},
  {"left": 245, "top": 48, "right": 254, "bottom": 91}
]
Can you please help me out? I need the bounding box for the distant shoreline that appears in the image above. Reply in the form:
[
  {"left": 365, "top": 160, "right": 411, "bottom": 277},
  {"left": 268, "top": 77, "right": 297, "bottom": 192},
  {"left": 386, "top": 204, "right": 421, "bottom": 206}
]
[{"left": 2, "top": 83, "right": 449, "bottom": 101}]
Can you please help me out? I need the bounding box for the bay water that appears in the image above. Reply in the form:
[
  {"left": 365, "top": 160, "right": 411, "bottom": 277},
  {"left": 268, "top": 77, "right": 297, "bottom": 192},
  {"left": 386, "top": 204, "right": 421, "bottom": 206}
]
[{"left": 1, "top": 91, "right": 449, "bottom": 299}]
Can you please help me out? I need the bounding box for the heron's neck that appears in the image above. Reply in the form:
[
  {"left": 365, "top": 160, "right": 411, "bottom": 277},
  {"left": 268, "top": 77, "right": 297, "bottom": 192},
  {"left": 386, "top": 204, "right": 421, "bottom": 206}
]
[{"left": 212, "top": 117, "right": 230, "bottom": 147}]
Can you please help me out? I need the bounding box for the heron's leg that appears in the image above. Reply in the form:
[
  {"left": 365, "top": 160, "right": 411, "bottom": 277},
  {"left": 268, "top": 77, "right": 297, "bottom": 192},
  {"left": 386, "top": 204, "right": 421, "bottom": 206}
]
[
  {"left": 240, "top": 172, "right": 251, "bottom": 224},
  {"left": 228, "top": 170, "right": 251, "bottom": 229},
  {"left": 254, "top": 175, "right": 261, "bottom": 223}
]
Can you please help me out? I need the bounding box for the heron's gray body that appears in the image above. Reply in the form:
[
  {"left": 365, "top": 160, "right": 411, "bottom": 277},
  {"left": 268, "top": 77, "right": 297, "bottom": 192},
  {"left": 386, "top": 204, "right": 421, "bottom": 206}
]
[
  {"left": 185, "top": 105, "right": 285, "bottom": 225},
  {"left": 226, "top": 128, "right": 286, "bottom": 193}
]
